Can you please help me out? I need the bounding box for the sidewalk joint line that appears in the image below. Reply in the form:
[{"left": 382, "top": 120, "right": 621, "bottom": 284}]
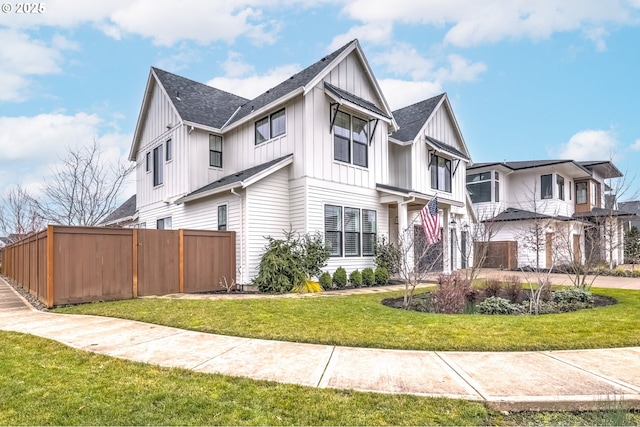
[
  {"left": 434, "top": 352, "right": 488, "bottom": 401},
  {"left": 316, "top": 346, "right": 336, "bottom": 388},
  {"left": 190, "top": 338, "right": 253, "bottom": 370}
]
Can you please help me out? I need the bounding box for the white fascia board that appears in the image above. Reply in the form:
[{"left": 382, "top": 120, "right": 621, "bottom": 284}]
[
  {"left": 182, "top": 121, "right": 222, "bottom": 134},
  {"left": 176, "top": 182, "right": 242, "bottom": 204},
  {"left": 388, "top": 136, "right": 413, "bottom": 146},
  {"left": 241, "top": 155, "right": 294, "bottom": 188},
  {"left": 221, "top": 88, "right": 304, "bottom": 132}
]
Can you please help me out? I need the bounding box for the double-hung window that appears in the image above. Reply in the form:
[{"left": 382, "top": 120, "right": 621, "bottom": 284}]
[
  {"left": 344, "top": 208, "right": 361, "bottom": 256},
  {"left": 541, "top": 174, "right": 552, "bottom": 199},
  {"left": 333, "top": 110, "right": 368, "bottom": 167},
  {"left": 217, "top": 205, "right": 227, "bottom": 231},
  {"left": 324, "top": 205, "right": 342, "bottom": 257},
  {"left": 430, "top": 154, "right": 452, "bottom": 192},
  {"left": 255, "top": 108, "right": 286, "bottom": 145},
  {"left": 209, "top": 134, "right": 222, "bottom": 167},
  {"left": 362, "top": 209, "right": 377, "bottom": 256},
  {"left": 153, "top": 145, "right": 163, "bottom": 186}
]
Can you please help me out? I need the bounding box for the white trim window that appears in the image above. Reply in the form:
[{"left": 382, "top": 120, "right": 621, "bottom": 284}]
[
  {"left": 156, "top": 217, "right": 172, "bottom": 229},
  {"left": 145, "top": 151, "right": 151, "bottom": 172},
  {"left": 541, "top": 174, "right": 553, "bottom": 199},
  {"left": 217, "top": 204, "right": 227, "bottom": 231},
  {"left": 362, "top": 209, "right": 377, "bottom": 256},
  {"left": 325, "top": 205, "right": 342, "bottom": 257},
  {"left": 209, "top": 134, "right": 222, "bottom": 168},
  {"left": 467, "top": 171, "right": 499, "bottom": 203},
  {"left": 165, "top": 139, "right": 172, "bottom": 162},
  {"left": 255, "top": 108, "right": 286, "bottom": 145},
  {"left": 344, "top": 207, "right": 361, "bottom": 257},
  {"left": 557, "top": 175, "right": 565, "bottom": 201}
]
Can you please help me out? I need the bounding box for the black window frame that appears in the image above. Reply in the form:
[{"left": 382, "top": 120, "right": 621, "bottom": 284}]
[
  {"left": 156, "top": 216, "right": 171, "bottom": 230},
  {"left": 255, "top": 108, "right": 286, "bottom": 145},
  {"left": 431, "top": 154, "right": 452, "bottom": 193},
  {"left": 165, "top": 139, "right": 172, "bottom": 162},
  {"left": 209, "top": 134, "right": 222, "bottom": 168},
  {"left": 153, "top": 145, "right": 163, "bottom": 186},
  {"left": 217, "top": 204, "right": 227, "bottom": 231},
  {"left": 333, "top": 110, "right": 368, "bottom": 168},
  {"left": 145, "top": 151, "right": 151, "bottom": 172}
]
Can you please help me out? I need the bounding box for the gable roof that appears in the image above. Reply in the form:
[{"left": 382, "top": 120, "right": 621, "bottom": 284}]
[
  {"left": 484, "top": 207, "right": 573, "bottom": 222},
  {"left": 390, "top": 94, "right": 445, "bottom": 142},
  {"left": 224, "top": 40, "right": 355, "bottom": 128},
  {"left": 176, "top": 154, "right": 293, "bottom": 204},
  {"left": 101, "top": 195, "right": 137, "bottom": 225},
  {"left": 152, "top": 67, "right": 249, "bottom": 129}
]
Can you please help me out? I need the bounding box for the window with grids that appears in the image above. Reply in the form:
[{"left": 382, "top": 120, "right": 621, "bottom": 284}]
[
  {"left": 333, "top": 110, "right": 368, "bottom": 167},
  {"left": 324, "top": 205, "right": 342, "bottom": 257},
  {"left": 430, "top": 154, "right": 451, "bottom": 192},
  {"left": 255, "top": 108, "right": 286, "bottom": 145},
  {"left": 209, "top": 134, "right": 222, "bottom": 167},
  {"left": 362, "top": 209, "right": 377, "bottom": 256},
  {"left": 218, "top": 205, "right": 227, "bottom": 231},
  {"left": 467, "top": 171, "right": 500, "bottom": 203},
  {"left": 153, "top": 145, "right": 163, "bottom": 186}
]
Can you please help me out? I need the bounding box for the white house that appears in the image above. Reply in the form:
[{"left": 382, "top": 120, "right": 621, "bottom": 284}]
[
  {"left": 467, "top": 160, "right": 632, "bottom": 269},
  {"left": 114, "top": 39, "right": 474, "bottom": 285}
]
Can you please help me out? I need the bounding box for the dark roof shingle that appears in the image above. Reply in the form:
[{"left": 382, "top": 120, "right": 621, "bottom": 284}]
[
  {"left": 102, "top": 195, "right": 137, "bottom": 224},
  {"left": 390, "top": 94, "right": 445, "bottom": 142}
]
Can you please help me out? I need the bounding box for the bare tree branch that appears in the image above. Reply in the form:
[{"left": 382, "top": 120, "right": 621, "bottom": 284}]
[{"left": 0, "top": 184, "right": 44, "bottom": 242}]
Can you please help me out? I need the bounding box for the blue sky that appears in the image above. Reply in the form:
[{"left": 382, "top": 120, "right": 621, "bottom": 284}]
[{"left": 1, "top": 0, "right": 640, "bottom": 203}]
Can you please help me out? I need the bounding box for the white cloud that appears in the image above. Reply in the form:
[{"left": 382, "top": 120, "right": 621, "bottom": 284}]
[
  {"left": 553, "top": 129, "right": 619, "bottom": 160},
  {"left": 378, "top": 79, "right": 443, "bottom": 110},
  {"left": 630, "top": 139, "right": 640, "bottom": 151},
  {"left": 337, "top": 0, "right": 637, "bottom": 49},
  {"left": 328, "top": 22, "right": 394, "bottom": 51},
  {"left": 207, "top": 62, "right": 300, "bottom": 99},
  {"left": 583, "top": 27, "right": 609, "bottom": 51}
]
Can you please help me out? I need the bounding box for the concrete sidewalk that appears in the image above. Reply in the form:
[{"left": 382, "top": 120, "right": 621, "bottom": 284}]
[{"left": 1, "top": 277, "right": 639, "bottom": 412}]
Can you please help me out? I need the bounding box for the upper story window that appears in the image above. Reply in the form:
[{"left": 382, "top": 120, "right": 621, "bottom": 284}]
[
  {"left": 153, "top": 145, "right": 163, "bottom": 186},
  {"left": 541, "top": 174, "right": 552, "bottom": 199},
  {"left": 209, "top": 134, "right": 222, "bottom": 168},
  {"left": 557, "top": 175, "right": 565, "bottom": 201},
  {"left": 494, "top": 171, "right": 500, "bottom": 202},
  {"left": 430, "top": 154, "right": 451, "bottom": 193},
  {"left": 576, "top": 182, "right": 587, "bottom": 204},
  {"left": 217, "top": 205, "right": 227, "bottom": 231},
  {"left": 255, "top": 108, "right": 286, "bottom": 145},
  {"left": 145, "top": 152, "right": 151, "bottom": 172},
  {"left": 333, "top": 110, "right": 368, "bottom": 168},
  {"left": 165, "top": 139, "right": 172, "bottom": 161},
  {"left": 467, "top": 171, "right": 495, "bottom": 203}
]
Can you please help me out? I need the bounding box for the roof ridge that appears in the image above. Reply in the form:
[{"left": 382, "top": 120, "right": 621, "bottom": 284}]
[{"left": 152, "top": 66, "right": 249, "bottom": 102}]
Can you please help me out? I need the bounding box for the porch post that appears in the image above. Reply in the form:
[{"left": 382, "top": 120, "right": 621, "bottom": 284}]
[{"left": 442, "top": 208, "right": 451, "bottom": 274}]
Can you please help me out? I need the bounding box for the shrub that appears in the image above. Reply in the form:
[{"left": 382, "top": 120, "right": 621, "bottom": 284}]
[
  {"left": 613, "top": 267, "right": 630, "bottom": 277},
  {"left": 362, "top": 268, "right": 375, "bottom": 287},
  {"left": 552, "top": 288, "right": 593, "bottom": 305},
  {"left": 374, "top": 266, "right": 389, "bottom": 286},
  {"left": 349, "top": 270, "right": 363, "bottom": 288},
  {"left": 503, "top": 276, "right": 523, "bottom": 303},
  {"left": 318, "top": 272, "right": 332, "bottom": 290},
  {"left": 252, "top": 230, "right": 330, "bottom": 294},
  {"left": 633, "top": 269, "right": 640, "bottom": 278},
  {"left": 374, "top": 236, "right": 401, "bottom": 275},
  {"left": 476, "top": 296, "right": 522, "bottom": 315},
  {"left": 482, "top": 278, "right": 503, "bottom": 298},
  {"left": 333, "top": 267, "right": 347, "bottom": 289},
  {"left": 291, "top": 280, "right": 323, "bottom": 294},
  {"left": 431, "top": 273, "right": 471, "bottom": 314}
]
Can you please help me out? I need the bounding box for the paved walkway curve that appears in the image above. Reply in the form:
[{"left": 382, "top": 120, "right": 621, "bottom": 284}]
[{"left": 1, "top": 277, "right": 639, "bottom": 412}]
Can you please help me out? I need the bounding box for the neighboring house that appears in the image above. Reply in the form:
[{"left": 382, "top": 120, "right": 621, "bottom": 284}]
[
  {"left": 467, "top": 159, "right": 632, "bottom": 269},
  {"left": 101, "top": 195, "right": 138, "bottom": 227},
  {"left": 618, "top": 200, "right": 640, "bottom": 231},
  {"left": 111, "top": 39, "right": 474, "bottom": 285}
]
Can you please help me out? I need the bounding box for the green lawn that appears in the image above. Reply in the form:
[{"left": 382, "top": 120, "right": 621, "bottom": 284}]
[
  {"left": 55, "top": 287, "right": 640, "bottom": 351},
  {"left": 1, "top": 331, "right": 638, "bottom": 426}
]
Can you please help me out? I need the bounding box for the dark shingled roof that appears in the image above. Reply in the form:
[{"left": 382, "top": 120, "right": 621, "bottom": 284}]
[
  {"left": 226, "top": 40, "right": 355, "bottom": 127},
  {"left": 485, "top": 207, "right": 573, "bottom": 223},
  {"left": 152, "top": 67, "right": 249, "bottom": 129},
  {"left": 390, "top": 94, "right": 445, "bottom": 142},
  {"left": 578, "top": 161, "right": 623, "bottom": 179},
  {"left": 102, "top": 195, "right": 137, "bottom": 224},
  {"left": 426, "top": 136, "right": 469, "bottom": 160},
  {"left": 179, "top": 154, "right": 293, "bottom": 201},
  {"left": 572, "top": 207, "right": 637, "bottom": 219},
  {"left": 468, "top": 160, "right": 592, "bottom": 175},
  {"left": 324, "top": 82, "right": 388, "bottom": 118}
]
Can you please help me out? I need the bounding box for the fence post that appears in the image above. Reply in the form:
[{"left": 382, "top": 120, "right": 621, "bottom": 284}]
[
  {"left": 179, "top": 229, "right": 184, "bottom": 293},
  {"left": 46, "top": 225, "right": 54, "bottom": 308},
  {"left": 132, "top": 228, "right": 138, "bottom": 299}
]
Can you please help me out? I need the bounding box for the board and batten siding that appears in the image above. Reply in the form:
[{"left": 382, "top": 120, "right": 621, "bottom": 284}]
[
  {"left": 305, "top": 178, "right": 389, "bottom": 274},
  {"left": 245, "top": 167, "right": 291, "bottom": 280}
]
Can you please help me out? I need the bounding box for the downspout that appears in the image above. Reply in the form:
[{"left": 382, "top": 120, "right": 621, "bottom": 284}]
[{"left": 231, "top": 188, "right": 244, "bottom": 288}]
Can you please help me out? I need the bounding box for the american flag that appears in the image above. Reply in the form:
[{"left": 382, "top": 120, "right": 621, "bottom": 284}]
[{"left": 420, "top": 197, "right": 441, "bottom": 245}]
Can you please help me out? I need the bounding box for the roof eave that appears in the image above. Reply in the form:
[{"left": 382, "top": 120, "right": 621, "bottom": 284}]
[
  {"left": 221, "top": 87, "right": 304, "bottom": 132},
  {"left": 176, "top": 182, "right": 242, "bottom": 204}
]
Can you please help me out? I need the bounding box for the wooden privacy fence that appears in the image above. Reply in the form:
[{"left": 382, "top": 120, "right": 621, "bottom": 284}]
[
  {"left": 1, "top": 225, "right": 235, "bottom": 308},
  {"left": 475, "top": 241, "right": 518, "bottom": 270}
]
